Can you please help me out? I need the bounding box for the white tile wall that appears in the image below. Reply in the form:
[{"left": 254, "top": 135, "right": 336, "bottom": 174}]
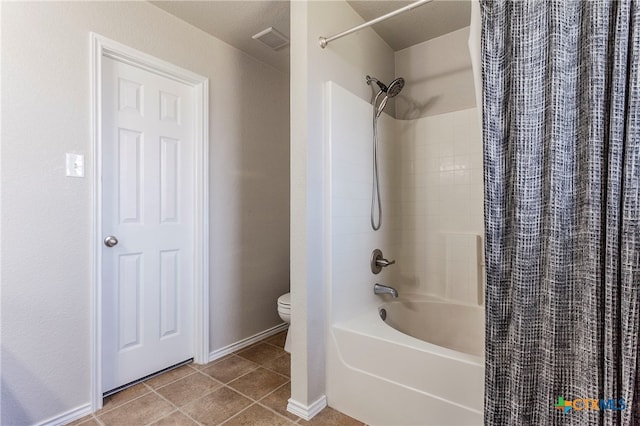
[
  {"left": 396, "top": 107, "right": 485, "bottom": 301},
  {"left": 443, "top": 233, "right": 482, "bottom": 305}
]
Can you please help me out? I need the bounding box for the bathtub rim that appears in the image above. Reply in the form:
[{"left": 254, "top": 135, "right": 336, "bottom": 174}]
[{"left": 380, "top": 292, "right": 485, "bottom": 308}]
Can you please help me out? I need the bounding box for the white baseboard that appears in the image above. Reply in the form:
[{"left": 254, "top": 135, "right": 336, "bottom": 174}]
[
  {"left": 287, "top": 395, "right": 328, "bottom": 421},
  {"left": 207, "top": 323, "right": 288, "bottom": 363},
  {"left": 36, "top": 403, "right": 92, "bottom": 426}
]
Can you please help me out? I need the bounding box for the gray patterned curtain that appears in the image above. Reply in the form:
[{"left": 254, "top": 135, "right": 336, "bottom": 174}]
[{"left": 482, "top": 1, "right": 640, "bottom": 425}]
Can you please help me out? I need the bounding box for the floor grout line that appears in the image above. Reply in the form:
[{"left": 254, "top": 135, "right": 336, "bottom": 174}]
[
  {"left": 223, "top": 372, "right": 290, "bottom": 401},
  {"left": 263, "top": 340, "right": 286, "bottom": 350},
  {"left": 220, "top": 382, "right": 262, "bottom": 403},
  {"left": 260, "top": 363, "right": 291, "bottom": 381},
  {"left": 198, "top": 354, "right": 262, "bottom": 380},
  {"left": 144, "top": 382, "right": 210, "bottom": 426},
  {"left": 92, "top": 414, "right": 106, "bottom": 426},
  {"left": 142, "top": 387, "right": 182, "bottom": 426},
  {"left": 95, "top": 384, "right": 154, "bottom": 418},
  {"left": 222, "top": 364, "right": 263, "bottom": 384},
  {"left": 174, "top": 387, "right": 224, "bottom": 426},
  {"left": 174, "top": 404, "right": 208, "bottom": 426},
  {"left": 257, "top": 380, "right": 290, "bottom": 401},
  {"left": 231, "top": 351, "right": 290, "bottom": 381},
  {"left": 234, "top": 339, "right": 287, "bottom": 357},
  {"left": 216, "top": 402, "right": 256, "bottom": 426},
  {"left": 145, "top": 367, "right": 198, "bottom": 391},
  {"left": 121, "top": 368, "right": 219, "bottom": 426},
  {"left": 255, "top": 401, "right": 300, "bottom": 424},
  {"left": 216, "top": 383, "right": 299, "bottom": 425},
  {"left": 194, "top": 352, "right": 235, "bottom": 370}
]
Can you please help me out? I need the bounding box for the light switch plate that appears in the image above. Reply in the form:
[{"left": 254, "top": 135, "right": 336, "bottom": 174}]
[{"left": 66, "top": 153, "right": 84, "bottom": 178}]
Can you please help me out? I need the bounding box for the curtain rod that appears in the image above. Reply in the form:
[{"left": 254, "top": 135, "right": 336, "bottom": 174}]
[{"left": 319, "top": 0, "right": 433, "bottom": 49}]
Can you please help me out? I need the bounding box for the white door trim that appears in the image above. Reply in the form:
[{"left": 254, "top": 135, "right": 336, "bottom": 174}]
[{"left": 90, "top": 33, "right": 209, "bottom": 411}]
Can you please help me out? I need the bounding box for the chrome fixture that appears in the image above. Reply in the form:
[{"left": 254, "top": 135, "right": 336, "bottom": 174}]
[
  {"left": 366, "top": 75, "right": 405, "bottom": 230},
  {"left": 374, "top": 283, "right": 398, "bottom": 298},
  {"left": 379, "top": 308, "right": 387, "bottom": 321},
  {"left": 366, "top": 76, "right": 405, "bottom": 118},
  {"left": 367, "top": 76, "right": 404, "bottom": 118},
  {"left": 104, "top": 235, "right": 118, "bottom": 247},
  {"left": 371, "top": 249, "right": 396, "bottom": 274}
]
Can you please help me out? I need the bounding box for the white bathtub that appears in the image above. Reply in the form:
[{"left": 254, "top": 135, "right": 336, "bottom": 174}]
[
  {"left": 326, "top": 295, "right": 485, "bottom": 426},
  {"left": 381, "top": 298, "right": 485, "bottom": 358}
]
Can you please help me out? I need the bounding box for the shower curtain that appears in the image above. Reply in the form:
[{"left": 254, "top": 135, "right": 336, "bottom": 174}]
[{"left": 482, "top": 1, "right": 640, "bottom": 425}]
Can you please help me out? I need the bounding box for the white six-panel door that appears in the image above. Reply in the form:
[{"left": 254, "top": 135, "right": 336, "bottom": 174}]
[{"left": 101, "top": 56, "right": 195, "bottom": 392}]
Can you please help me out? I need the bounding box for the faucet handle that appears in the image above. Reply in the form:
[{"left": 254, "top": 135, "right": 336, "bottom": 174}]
[
  {"left": 376, "top": 258, "right": 395, "bottom": 267},
  {"left": 371, "top": 249, "right": 395, "bottom": 274}
]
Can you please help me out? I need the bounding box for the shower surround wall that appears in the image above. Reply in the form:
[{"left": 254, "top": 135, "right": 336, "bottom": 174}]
[
  {"left": 290, "top": 1, "right": 482, "bottom": 421},
  {"left": 323, "top": 21, "right": 484, "bottom": 426},
  {"left": 395, "top": 108, "right": 484, "bottom": 301},
  {"left": 393, "top": 26, "right": 484, "bottom": 302},
  {"left": 325, "top": 82, "right": 484, "bottom": 424}
]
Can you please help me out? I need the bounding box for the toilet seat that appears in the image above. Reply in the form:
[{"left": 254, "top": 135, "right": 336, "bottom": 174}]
[
  {"left": 277, "top": 292, "right": 290, "bottom": 307},
  {"left": 277, "top": 292, "right": 291, "bottom": 353},
  {"left": 277, "top": 293, "right": 291, "bottom": 317}
]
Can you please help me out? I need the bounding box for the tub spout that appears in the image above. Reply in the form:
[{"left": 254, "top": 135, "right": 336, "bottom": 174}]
[{"left": 374, "top": 283, "right": 398, "bottom": 298}]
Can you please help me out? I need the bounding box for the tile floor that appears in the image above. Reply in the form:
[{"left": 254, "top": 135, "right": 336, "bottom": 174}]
[{"left": 69, "top": 331, "right": 364, "bottom": 426}]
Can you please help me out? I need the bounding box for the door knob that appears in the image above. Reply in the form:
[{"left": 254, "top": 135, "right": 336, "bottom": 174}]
[{"left": 104, "top": 236, "right": 119, "bottom": 247}]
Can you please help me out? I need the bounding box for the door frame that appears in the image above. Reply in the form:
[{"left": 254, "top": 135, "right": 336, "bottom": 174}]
[{"left": 90, "top": 33, "right": 209, "bottom": 410}]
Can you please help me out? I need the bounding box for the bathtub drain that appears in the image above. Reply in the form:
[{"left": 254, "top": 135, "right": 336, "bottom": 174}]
[{"left": 379, "top": 308, "right": 387, "bottom": 321}]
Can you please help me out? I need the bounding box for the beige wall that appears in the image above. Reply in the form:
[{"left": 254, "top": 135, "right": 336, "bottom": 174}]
[
  {"left": 1, "top": 2, "right": 289, "bottom": 423},
  {"left": 395, "top": 27, "right": 476, "bottom": 119},
  {"left": 289, "top": 0, "right": 394, "bottom": 412}
]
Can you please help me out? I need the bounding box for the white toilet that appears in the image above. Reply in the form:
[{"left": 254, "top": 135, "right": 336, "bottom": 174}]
[{"left": 277, "top": 292, "right": 291, "bottom": 353}]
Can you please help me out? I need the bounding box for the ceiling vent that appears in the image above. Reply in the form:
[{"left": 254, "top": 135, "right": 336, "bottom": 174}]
[{"left": 252, "top": 27, "right": 289, "bottom": 51}]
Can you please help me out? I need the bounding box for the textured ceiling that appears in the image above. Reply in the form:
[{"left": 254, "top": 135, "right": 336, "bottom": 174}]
[
  {"left": 151, "top": 1, "right": 291, "bottom": 72},
  {"left": 150, "top": 1, "right": 470, "bottom": 73}
]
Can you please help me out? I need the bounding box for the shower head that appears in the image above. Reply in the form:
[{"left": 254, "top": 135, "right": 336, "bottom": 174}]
[
  {"left": 374, "top": 77, "right": 405, "bottom": 117},
  {"left": 367, "top": 75, "right": 405, "bottom": 117},
  {"left": 386, "top": 78, "right": 405, "bottom": 98}
]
